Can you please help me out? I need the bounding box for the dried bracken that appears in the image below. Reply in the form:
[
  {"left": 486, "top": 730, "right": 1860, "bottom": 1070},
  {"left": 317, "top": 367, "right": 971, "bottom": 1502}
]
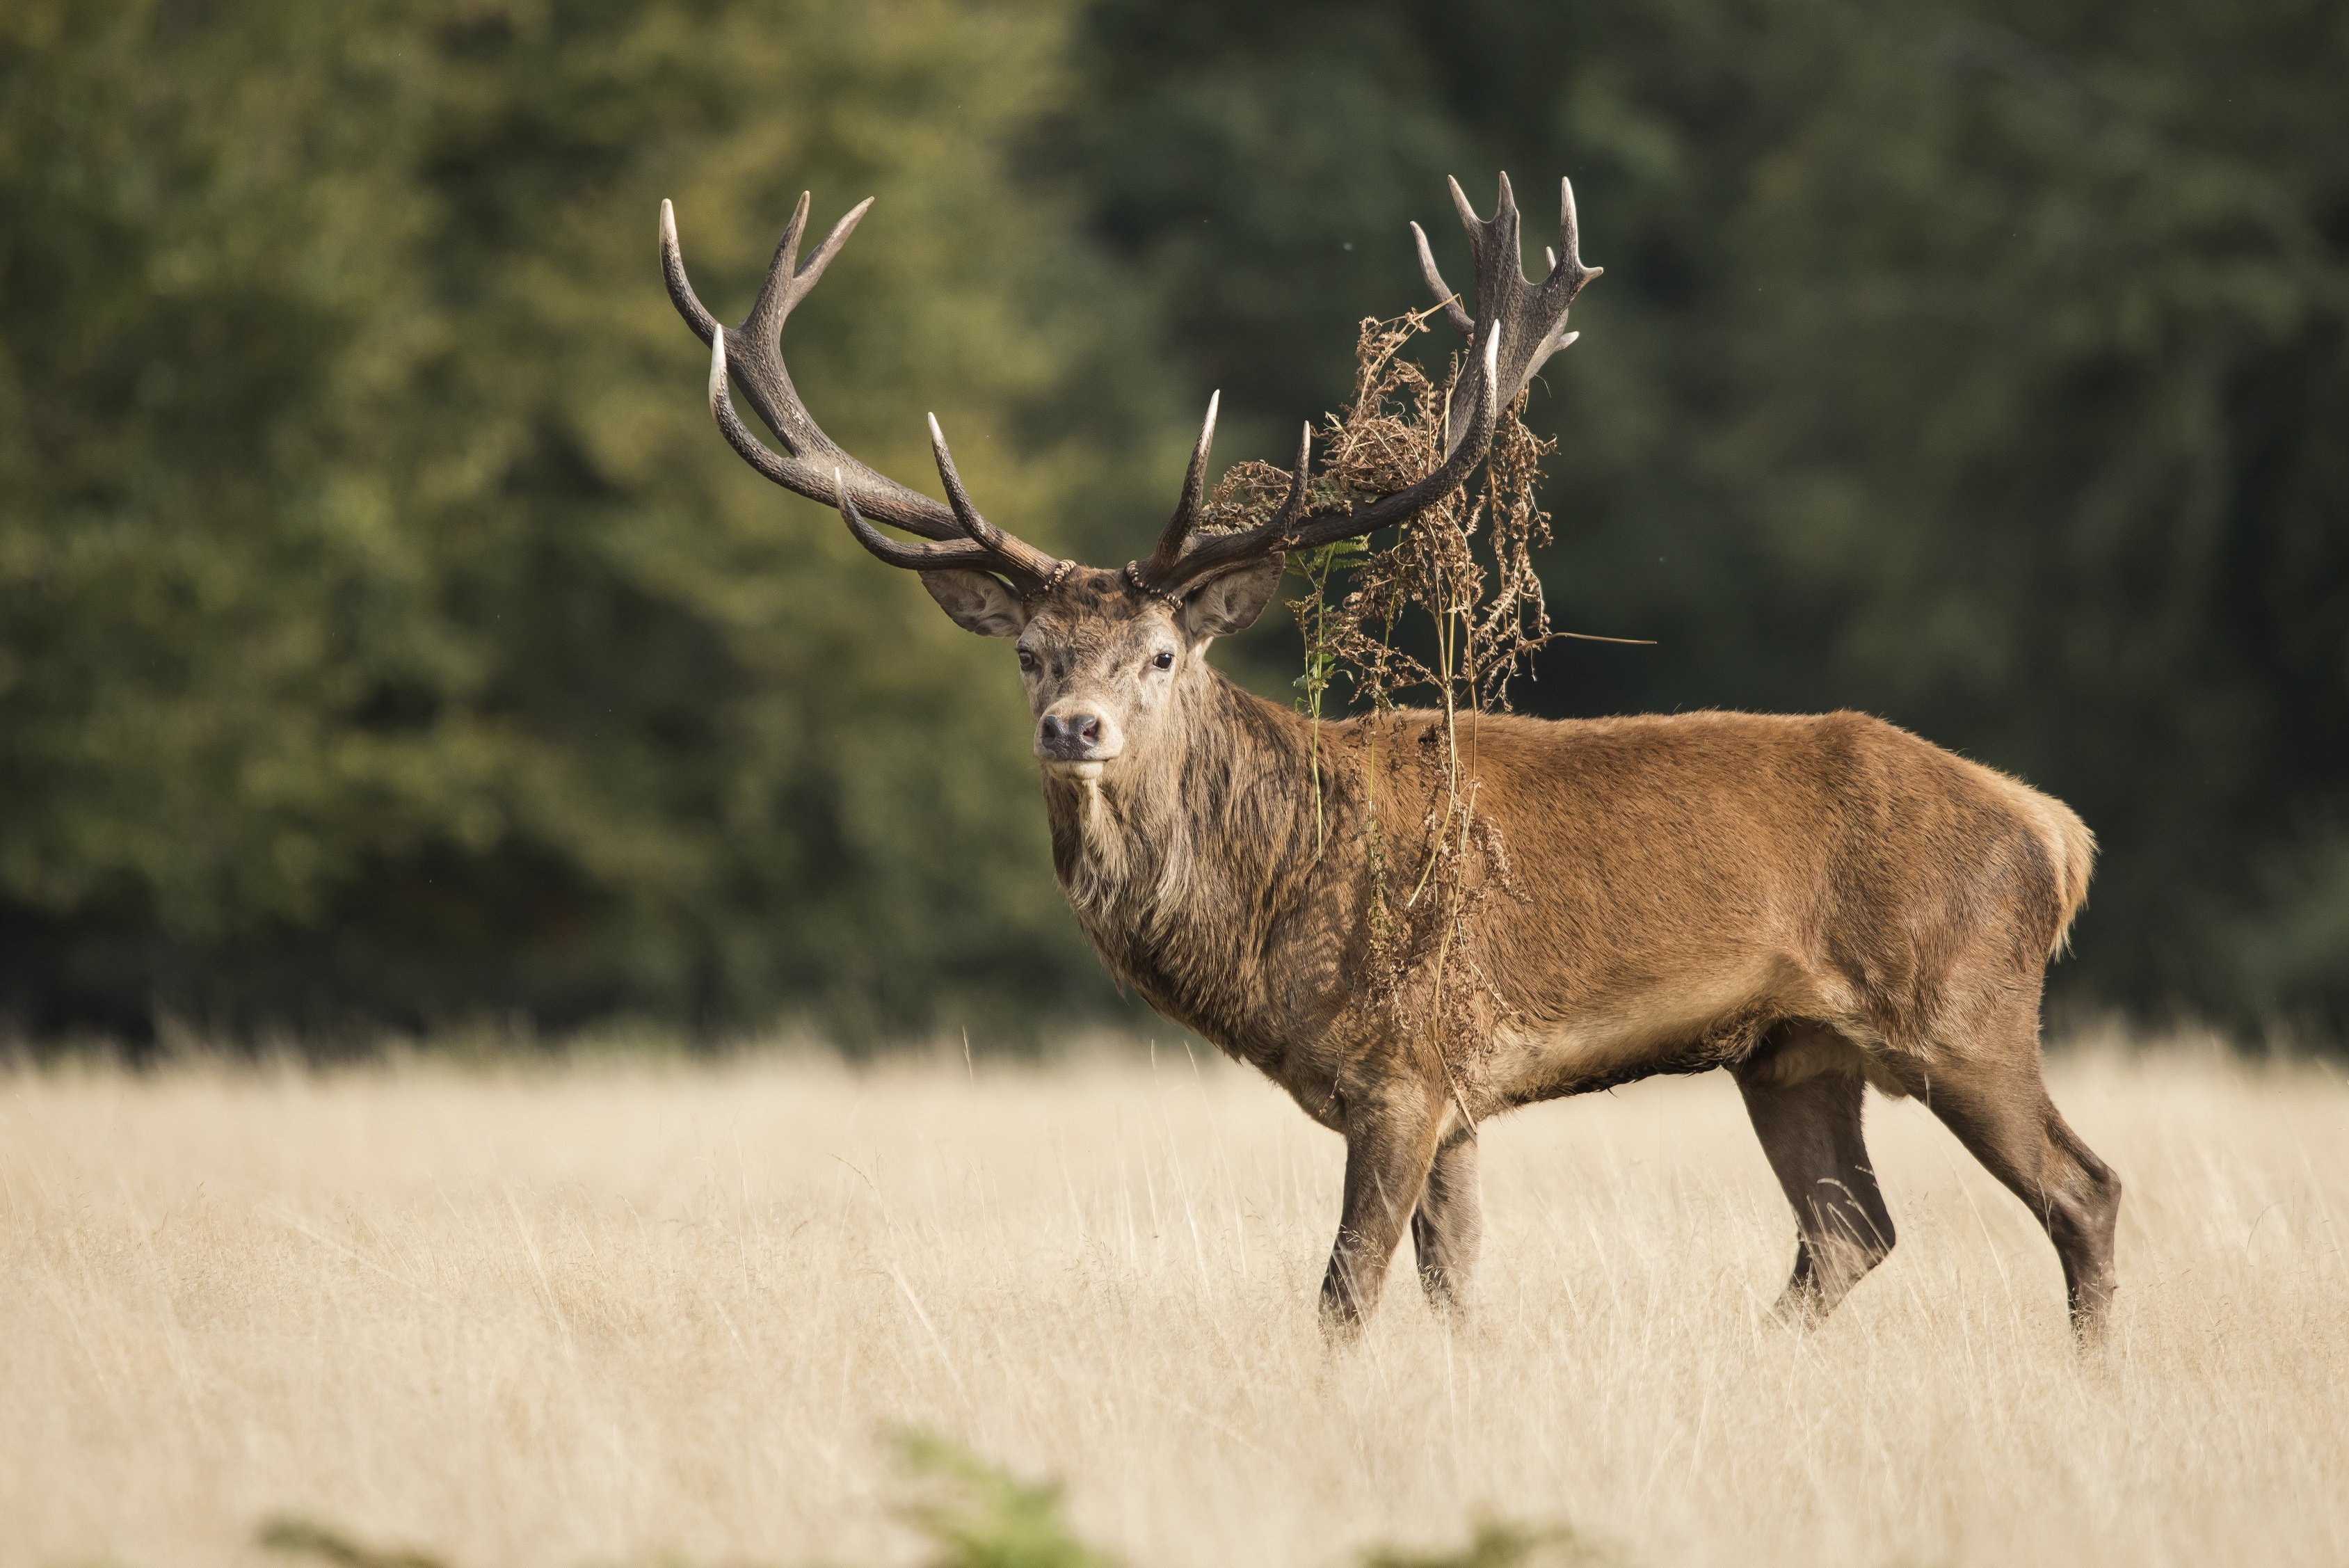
[{"left": 1201, "top": 307, "right": 1564, "bottom": 1107}]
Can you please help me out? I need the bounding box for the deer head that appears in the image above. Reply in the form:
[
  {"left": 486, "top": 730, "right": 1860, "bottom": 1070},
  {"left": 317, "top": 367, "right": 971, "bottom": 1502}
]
[{"left": 659, "top": 175, "right": 1599, "bottom": 783}]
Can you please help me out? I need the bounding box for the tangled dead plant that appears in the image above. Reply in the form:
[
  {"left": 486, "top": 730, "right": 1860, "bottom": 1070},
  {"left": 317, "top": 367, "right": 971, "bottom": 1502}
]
[{"left": 1193, "top": 307, "right": 1578, "bottom": 1110}]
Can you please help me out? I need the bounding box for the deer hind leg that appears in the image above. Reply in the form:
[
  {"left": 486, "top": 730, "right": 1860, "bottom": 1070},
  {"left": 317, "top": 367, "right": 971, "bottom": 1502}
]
[
  {"left": 1735, "top": 1025, "right": 1896, "bottom": 1324},
  {"left": 1411, "top": 1132, "right": 1482, "bottom": 1319},
  {"left": 1321, "top": 1080, "right": 1449, "bottom": 1336},
  {"left": 1917, "top": 1036, "right": 2122, "bottom": 1341}
]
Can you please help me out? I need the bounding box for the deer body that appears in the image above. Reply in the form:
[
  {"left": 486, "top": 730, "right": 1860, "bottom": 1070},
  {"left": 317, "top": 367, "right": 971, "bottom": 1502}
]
[
  {"left": 1059, "top": 669, "right": 2097, "bottom": 1113},
  {"left": 662, "top": 172, "right": 2122, "bottom": 1340},
  {"left": 1029, "top": 591, "right": 2116, "bottom": 1327}
]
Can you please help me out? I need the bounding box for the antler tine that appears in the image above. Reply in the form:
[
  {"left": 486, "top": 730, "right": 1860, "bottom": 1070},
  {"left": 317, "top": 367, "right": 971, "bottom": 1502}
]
[
  {"left": 1521, "top": 177, "right": 1601, "bottom": 381},
  {"left": 1186, "top": 390, "right": 1220, "bottom": 509},
  {"left": 831, "top": 466, "right": 1004, "bottom": 575},
  {"left": 1145, "top": 392, "right": 1221, "bottom": 578},
  {"left": 1446, "top": 175, "right": 1480, "bottom": 241},
  {"left": 1269, "top": 422, "right": 1313, "bottom": 532},
  {"left": 742, "top": 192, "right": 814, "bottom": 341},
  {"left": 780, "top": 198, "right": 872, "bottom": 318},
  {"left": 927, "top": 415, "right": 1069, "bottom": 586},
  {"left": 1411, "top": 221, "right": 1475, "bottom": 336},
  {"left": 705, "top": 322, "right": 812, "bottom": 495},
  {"left": 1491, "top": 170, "right": 1523, "bottom": 282},
  {"left": 742, "top": 193, "right": 880, "bottom": 345},
  {"left": 925, "top": 414, "right": 998, "bottom": 547},
  {"left": 659, "top": 200, "right": 718, "bottom": 340},
  {"left": 1553, "top": 175, "right": 1600, "bottom": 289}
]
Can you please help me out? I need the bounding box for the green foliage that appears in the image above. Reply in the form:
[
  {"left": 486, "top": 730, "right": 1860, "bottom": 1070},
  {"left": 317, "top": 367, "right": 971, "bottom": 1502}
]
[
  {"left": 1290, "top": 539, "right": 1368, "bottom": 718},
  {"left": 890, "top": 1431, "right": 1124, "bottom": 1568},
  {"left": 1064, "top": 0, "right": 2349, "bottom": 1037},
  {"left": 259, "top": 1517, "right": 449, "bottom": 1568},
  {"left": 0, "top": 0, "right": 1184, "bottom": 1045},
  {"left": 1361, "top": 1517, "right": 1627, "bottom": 1568},
  {"left": 246, "top": 1437, "right": 1622, "bottom": 1567}
]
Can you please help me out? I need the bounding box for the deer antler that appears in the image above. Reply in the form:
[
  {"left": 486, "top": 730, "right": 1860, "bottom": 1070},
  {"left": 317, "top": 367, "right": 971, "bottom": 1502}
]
[
  {"left": 1414, "top": 173, "right": 1598, "bottom": 422},
  {"left": 1140, "top": 392, "right": 1221, "bottom": 582},
  {"left": 1137, "top": 175, "right": 1598, "bottom": 597},
  {"left": 666, "top": 195, "right": 1067, "bottom": 594}
]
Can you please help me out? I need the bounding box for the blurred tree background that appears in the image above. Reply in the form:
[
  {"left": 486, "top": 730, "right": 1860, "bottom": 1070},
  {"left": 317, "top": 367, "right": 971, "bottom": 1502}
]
[{"left": 2, "top": 0, "right": 2342, "bottom": 1050}]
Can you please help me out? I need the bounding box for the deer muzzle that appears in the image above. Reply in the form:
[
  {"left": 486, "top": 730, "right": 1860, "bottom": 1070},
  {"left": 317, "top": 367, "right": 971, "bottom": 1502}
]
[{"left": 1037, "top": 707, "right": 1122, "bottom": 776}]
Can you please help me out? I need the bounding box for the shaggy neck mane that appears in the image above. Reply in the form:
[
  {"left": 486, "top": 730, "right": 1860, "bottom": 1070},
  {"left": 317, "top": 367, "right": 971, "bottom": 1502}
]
[{"left": 1043, "top": 669, "right": 1333, "bottom": 1055}]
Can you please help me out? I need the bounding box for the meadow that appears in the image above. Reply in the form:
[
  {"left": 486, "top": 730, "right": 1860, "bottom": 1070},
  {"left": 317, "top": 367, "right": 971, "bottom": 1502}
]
[{"left": 3, "top": 1037, "right": 2344, "bottom": 1568}]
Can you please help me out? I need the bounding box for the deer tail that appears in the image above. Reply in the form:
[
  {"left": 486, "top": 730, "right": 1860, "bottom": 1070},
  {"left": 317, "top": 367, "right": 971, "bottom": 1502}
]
[{"left": 2037, "top": 798, "right": 2097, "bottom": 961}]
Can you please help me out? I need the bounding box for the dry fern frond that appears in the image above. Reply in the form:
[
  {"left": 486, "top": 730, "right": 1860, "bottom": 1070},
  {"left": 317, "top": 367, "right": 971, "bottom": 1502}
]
[{"left": 1197, "top": 308, "right": 1567, "bottom": 1101}]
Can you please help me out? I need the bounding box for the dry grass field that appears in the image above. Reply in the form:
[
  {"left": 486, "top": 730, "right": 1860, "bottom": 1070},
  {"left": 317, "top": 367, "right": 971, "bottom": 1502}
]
[{"left": 3, "top": 1037, "right": 2346, "bottom": 1568}]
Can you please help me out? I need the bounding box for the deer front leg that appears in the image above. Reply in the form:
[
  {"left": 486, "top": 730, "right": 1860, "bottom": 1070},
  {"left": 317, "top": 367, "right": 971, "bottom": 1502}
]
[
  {"left": 1320, "top": 1081, "right": 1448, "bottom": 1334},
  {"left": 1412, "top": 1131, "right": 1482, "bottom": 1318}
]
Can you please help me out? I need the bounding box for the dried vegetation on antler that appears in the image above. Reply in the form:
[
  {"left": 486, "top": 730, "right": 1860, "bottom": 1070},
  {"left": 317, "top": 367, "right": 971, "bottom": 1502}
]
[{"left": 1196, "top": 305, "right": 1572, "bottom": 1110}]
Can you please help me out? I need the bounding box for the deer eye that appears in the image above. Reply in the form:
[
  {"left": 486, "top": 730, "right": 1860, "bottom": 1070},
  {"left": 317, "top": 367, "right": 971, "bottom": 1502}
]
[
  {"left": 1017, "top": 648, "right": 1039, "bottom": 673},
  {"left": 1151, "top": 650, "right": 1175, "bottom": 671}
]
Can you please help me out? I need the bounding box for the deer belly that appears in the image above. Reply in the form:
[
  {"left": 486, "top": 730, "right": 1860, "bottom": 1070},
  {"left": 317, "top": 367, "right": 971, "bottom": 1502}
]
[{"left": 1484, "top": 953, "right": 1814, "bottom": 1102}]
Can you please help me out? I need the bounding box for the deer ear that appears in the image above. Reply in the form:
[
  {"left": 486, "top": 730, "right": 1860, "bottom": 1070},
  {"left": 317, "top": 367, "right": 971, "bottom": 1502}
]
[
  {"left": 1180, "top": 556, "right": 1284, "bottom": 639},
  {"left": 920, "top": 570, "right": 1029, "bottom": 638}
]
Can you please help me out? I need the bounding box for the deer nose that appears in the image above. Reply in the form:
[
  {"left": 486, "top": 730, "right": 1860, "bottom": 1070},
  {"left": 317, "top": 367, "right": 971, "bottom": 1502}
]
[{"left": 1037, "top": 707, "right": 1119, "bottom": 765}]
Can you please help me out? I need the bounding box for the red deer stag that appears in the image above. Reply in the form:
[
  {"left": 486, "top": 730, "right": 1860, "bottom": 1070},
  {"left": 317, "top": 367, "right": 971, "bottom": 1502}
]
[{"left": 659, "top": 175, "right": 2122, "bottom": 1338}]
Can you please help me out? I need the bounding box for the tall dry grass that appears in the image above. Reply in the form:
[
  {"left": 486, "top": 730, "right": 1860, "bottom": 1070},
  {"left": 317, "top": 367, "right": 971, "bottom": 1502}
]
[{"left": 3, "top": 1039, "right": 2344, "bottom": 1567}]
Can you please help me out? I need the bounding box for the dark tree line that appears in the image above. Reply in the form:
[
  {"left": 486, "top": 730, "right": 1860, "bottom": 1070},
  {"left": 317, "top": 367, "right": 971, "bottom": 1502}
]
[
  {"left": 2, "top": 0, "right": 2342, "bottom": 1047},
  {"left": 1061, "top": 0, "right": 2349, "bottom": 1037}
]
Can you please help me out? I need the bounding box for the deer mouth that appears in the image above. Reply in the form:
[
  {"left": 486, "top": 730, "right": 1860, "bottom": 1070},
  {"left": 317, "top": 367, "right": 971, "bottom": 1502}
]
[{"left": 1042, "top": 758, "right": 1109, "bottom": 781}]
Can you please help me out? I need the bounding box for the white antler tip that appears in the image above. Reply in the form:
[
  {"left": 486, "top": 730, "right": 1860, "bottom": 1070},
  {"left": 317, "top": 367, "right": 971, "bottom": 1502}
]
[
  {"left": 659, "top": 198, "right": 675, "bottom": 241},
  {"left": 1187, "top": 392, "right": 1219, "bottom": 470},
  {"left": 927, "top": 412, "right": 945, "bottom": 442},
  {"left": 706, "top": 326, "right": 727, "bottom": 405}
]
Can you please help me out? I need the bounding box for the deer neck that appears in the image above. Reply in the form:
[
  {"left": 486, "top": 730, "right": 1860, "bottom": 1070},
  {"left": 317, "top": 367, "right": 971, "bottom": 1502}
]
[{"left": 1041, "top": 666, "right": 1332, "bottom": 1048}]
